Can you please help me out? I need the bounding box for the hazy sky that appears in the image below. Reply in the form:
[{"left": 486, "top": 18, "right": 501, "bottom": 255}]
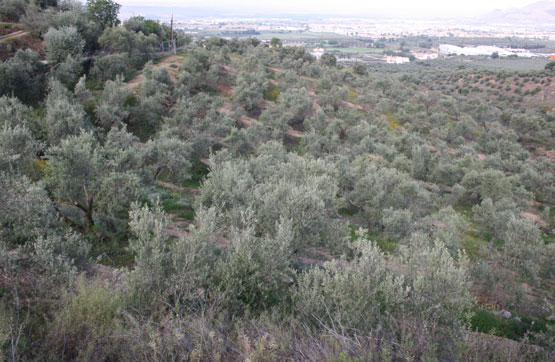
[{"left": 118, "top": 0, "right": 545, "bottom": 17}]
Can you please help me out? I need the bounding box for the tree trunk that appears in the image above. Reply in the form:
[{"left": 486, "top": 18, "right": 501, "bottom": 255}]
[
  {"left": 45, "top": 189, "right": 85, "bottom": 232},
  {"left": 73, "top": 201, "right": 94, "bottom": 229},
  {"left": 74, "top": 184, "right": 95, "bottom": 229}
]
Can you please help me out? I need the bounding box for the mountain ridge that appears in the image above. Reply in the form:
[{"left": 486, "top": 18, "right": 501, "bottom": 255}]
[{"left": 483, "top": 0, "right": 555, "bottom": 25}]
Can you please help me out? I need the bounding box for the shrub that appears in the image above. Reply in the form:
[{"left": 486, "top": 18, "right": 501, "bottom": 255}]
[
  {"left": 215, "top": 215, "right": 294, "bottom": 314},
  {"left": 40, "top": 280, "right": 125, "bottom": 360},
  {"left": 34, "top": 231, "right": 91, "bottom": 277},
  {"left": 295, "top": 231, "right": 474, "bottom": 356},
  {"left": 126, "top": 201, "right": 174, "bottom": 306},
  {"left": 263, "top": 83, "right": 280, "bottom": 101}
]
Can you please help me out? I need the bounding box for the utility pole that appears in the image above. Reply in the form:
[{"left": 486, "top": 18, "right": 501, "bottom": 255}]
[{"left": 170, "top": 14, "right": 176, "bottom": 54}]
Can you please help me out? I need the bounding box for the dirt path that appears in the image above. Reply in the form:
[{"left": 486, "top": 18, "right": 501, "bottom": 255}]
[
  {"left": 154, "top": 180, "right": 197, "bottom": 238},
  {"left": 156, "top": 180, "right": 200, "bottom": 194},
  {"left": 0, "top": 30, "right": 28, "bottom": 42},
  {"left": 166, "top": 215, "right": 192, "bottom": 238},
  {"left": 125, "top": 55, "right": 185, "bottom": 90}
]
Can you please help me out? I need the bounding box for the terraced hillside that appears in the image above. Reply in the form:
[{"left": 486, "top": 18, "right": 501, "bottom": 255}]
[{"left": 1, "top": 7, "right": 554, "bottom": 360}]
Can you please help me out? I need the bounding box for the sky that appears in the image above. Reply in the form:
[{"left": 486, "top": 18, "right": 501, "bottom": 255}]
[{"left": 117, "top": 0, "right": 546, "bottom": 18}]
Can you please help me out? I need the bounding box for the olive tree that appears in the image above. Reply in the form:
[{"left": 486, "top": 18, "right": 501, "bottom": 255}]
[
  {"left": 349, "top": 163, "right": 432, "bottom": 226},
  {"left": 0, "top": 49, "right": 45, "bottom": 102},
  {"left": 90, "top": 53, "right": 128, "bottom": 81},
  {"left": 98, "top": 26, "right": 137, "bottom": 54},
  {"left": 94, "top": 75, "right": 133, "bottom": 128},
  {"left": 214, "top": 214, "right": 294, "bottom": 314},
  {"left": 232, "top": 69, "right": 267, "bottom": 114},
  {"left": 44, "top": 130, "right": 143, "bottom": 229},
  {"left": 87, "top": 0, "right": 120, "bottom": 29},
  {"left": 295, "top": 231, "right": 474, "bottom": 349},
  {"left": 127, "top": 200, "right": 295, "bottom": 315},
  {"left": 198, "top": 142, "right": 347, "bottom": 249},
  {"left": 0, "top": 173, "right": 60, "bottom": 245},
  {"left": 461, "top": 168, "right": 530, "bottom": 204},
  {"left": 320, "top": 53, "right": 337, "bottom": 67},
  {"left": 42, "top": 80, "right": 89, "bottom": 144},
  {"left": 73, "top": 76, "right": 93, "bottom": 105},
  {"left": 143, "top": 127, "right": 192, "bottom": 182},
  {"left": 44, "top": 26, "right": 85, "bottom": 64},
  {"left": 0, "top": 123, "right": 40, "bottom": 177},
  {"left": 0, "top": 95, "right": 34, "bottom": 128},
  {"left": 0, "top": 0, "right": 27, "bottom": 21},
  {"left": 51, "top": 55, "right": 82, "bottom": 87},
  {"left": 98, "top": 26, "right": 158, "bottom": 65}
]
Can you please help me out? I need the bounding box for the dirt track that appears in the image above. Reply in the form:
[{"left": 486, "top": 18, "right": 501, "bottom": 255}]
[
  {"left": 125, "top": 55, "right": 184, "bottom": 89},
  {"left": 0, "top": 30, "right": 29, "bottom": 42}
]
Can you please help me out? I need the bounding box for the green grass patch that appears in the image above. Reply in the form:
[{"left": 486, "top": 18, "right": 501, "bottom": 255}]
[
  {"left": 263, "top": 84, "right": 280, "bottom": 101},
  {"left": 90, "top": 236, "right": 134, "bottom": 268},
  {"left": 349, "top": 225, "right": 398, "bottom": 254},
  {"left": 85, "top": 76, "right": 104, "bottom": 91},
  {"left": 338, "top": 207, "right": 359, "bottom": 217},
  {"left": 470, "top": 309, "right": 548, "bottom": 341},
  {"left": 161, "top": 198, "right": 187, "bottom": 212},
  {"left": 183, "top": 158, "right": 210, "bottom": 188},
  {"left": 127, "top": 117, "right": 157, "bottom": 142},
  {"left": 124, "top": 69, "right": 139, "bottom": 82},
  {"left": 461, "top": 231, "right": 488, "bottom": 260},
  {"left": 177, "top": 209, "right": 195, "bottom": 220},
  {"left": 156, "top": 188, "right": 195, "bottom": 220},
  {"left": 454, "top": 198, "right": 476, "bottom": 216}
]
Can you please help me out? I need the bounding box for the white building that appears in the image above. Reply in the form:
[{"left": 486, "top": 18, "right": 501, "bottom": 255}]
[
  {"left": 439, "top": 44, "right": 540, "bottom": 57},
  {"left": 311, "top": 47, "right": 325, "bottom": 59},
  {"left": 385, "top": 56, "right": 410, "bottom": 64},
  {"left": 412, "top": 52, "right": 439, "bottom": 60}
]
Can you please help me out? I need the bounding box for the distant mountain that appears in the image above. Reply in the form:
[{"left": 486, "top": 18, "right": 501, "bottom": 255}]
[{"left": 483, "top": 1, "right": 555, "bottom": 25}]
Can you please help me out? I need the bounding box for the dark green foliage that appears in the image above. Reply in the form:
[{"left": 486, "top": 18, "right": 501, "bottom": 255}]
[
  {"left": 320, "top": 52, "right": 337, "bottom": 67},
  {"left": 183, "top": 158, "right": 209, "bottom": 188},
  {"left": 470, "top": 309, "right": 547, "bottom": 341},
  {"left": 545, "top": 61, "right": 555, "bottom": 72},
  {"left": 0, "top": 49, "right": 45, "bottom": 103},
  {"left": 87, "top": 0, "right": 120, "bottom": 29},
  {"left": 270, "top": 37, "right": 282, "bottom": 48},
  {"left": 90, "top": 53, "right": 128, "bottom": 81},
  {"left": 0, "top": 0, "right": 27, "bottom": 21},
  {"left": 263, "top": 83, "right": 280, "bottom": 101},
  {"left": 352, "top": 62, "right": 367, "bottom": 75}
]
